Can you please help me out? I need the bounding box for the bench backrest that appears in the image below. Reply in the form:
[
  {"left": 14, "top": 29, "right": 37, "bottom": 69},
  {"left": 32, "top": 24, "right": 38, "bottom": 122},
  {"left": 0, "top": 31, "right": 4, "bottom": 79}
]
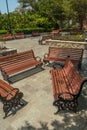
[
  {"left": 32, "top": 31, "right": 40, "bottom": 36},
  {"left": 63, "top": 59, "right": 84, "bottom": 96},
  {"left": 42, "top": 34, "right": 52, "bottom": 41},
  {"left": 48, "top": 47, "right": 83, "bottom": 62},
  {"left": 0, "top": 50, "right": 36, "bottom": 66},
  {"left": 14, "top": 32, "right": 24, "bottom": 38},
  {"left": 2, "top": 34, "right": 13, "bottom": 40},
  {"left": 51, "top": 30, "right": 60, "bottom": 34}
]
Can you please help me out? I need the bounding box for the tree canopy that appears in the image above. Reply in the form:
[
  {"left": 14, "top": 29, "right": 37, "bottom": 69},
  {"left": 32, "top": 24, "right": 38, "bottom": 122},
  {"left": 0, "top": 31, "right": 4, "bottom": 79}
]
[{"left": 0, "top": 0, "right": 87, "bottom": 33}]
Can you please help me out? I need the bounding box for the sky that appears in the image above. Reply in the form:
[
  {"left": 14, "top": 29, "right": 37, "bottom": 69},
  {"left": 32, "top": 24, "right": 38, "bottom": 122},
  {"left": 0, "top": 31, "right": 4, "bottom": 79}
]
[{"left": 0, "top": 0, "right": 20, "bottom": 14}]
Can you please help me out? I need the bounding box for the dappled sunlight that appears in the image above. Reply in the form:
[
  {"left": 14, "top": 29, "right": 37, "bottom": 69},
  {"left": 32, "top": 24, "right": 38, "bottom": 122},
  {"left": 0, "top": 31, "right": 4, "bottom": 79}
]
[{"left": 18, "top": 111, "right": 87, "bottom": 130}]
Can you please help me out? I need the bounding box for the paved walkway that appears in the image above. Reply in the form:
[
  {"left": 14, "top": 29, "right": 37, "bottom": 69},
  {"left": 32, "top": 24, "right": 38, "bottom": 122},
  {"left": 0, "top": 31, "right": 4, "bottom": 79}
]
[{"left": 0, "top": 37, "right": 87, "bottom": 130}]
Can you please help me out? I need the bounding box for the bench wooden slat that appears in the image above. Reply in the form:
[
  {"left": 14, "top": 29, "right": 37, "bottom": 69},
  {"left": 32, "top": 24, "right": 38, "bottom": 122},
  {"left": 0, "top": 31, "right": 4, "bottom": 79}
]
[
  {"left": 2, "top": 34, "right": 13, "bottom": 40},
  {"left": 0, "top": 79, "right": 19, "bottom": 100},
  {"left": 2, "top": 60, "right": 41, "bottom": 76},
  {"left": 59, "top": 69, "right": 72, "bottom": 100},
  {"left": 0, "top": 50, "right": 34, "bottom": 62},
  {"left": 1, "top": 59, "right": 36, "bottom": 69},
  {"left": 14, "top": 33, "right": 24, "bottom": 39},
  {"left": 0, "top": 79, "right": 24, "bottom": 118},
  {"left": 0, "top": 88, "right": 18, "bottom": 101},
  {"left": 0, "top": 55, "right": 35, "bottom": 68},
  {"left": 0, "top": 51, "right": 35, "bottom": 64},
  {"left": 44, "top": 47, "right": 84, "bottom": 69},
  {"left": 50, "top": 59, "right": 86, "bottom": 113},
  {"left": 0, "top": 50, "right": 43, "bottom": 82}
]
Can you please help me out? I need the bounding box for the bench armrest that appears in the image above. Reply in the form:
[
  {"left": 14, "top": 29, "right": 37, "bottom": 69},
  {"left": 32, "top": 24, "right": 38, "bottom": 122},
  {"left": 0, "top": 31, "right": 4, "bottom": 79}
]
[
  {"left": 36, "top": 56, "right": 41, "bottom": 62},
  {"left": 58, "top": 92, "right": 77, "bottom": 100},
  {"left": 44, "top": 53, "right": 48, "bottom": 58}
]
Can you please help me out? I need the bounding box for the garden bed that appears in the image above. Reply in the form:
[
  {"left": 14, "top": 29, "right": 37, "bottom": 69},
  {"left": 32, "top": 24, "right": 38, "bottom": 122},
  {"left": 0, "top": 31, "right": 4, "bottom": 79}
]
[{"left": 53, "top": 34, "right": 85, "bottom": 42}]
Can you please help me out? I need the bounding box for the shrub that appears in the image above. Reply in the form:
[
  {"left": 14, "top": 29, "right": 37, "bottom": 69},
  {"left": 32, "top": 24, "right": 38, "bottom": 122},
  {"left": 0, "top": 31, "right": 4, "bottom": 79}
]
[
  {"left": 14, "top": 27, "right": 47, "bottom": 34},
  {"left": 0, "top": 30, "right": 8, "bottom": 34}
]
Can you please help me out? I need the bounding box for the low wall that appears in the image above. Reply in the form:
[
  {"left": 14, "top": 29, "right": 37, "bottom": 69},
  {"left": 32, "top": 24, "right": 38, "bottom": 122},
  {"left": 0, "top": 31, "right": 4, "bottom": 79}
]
[
  {"left": 0, "top": 48, "right": 17, "bottom": 56},
  {"left": 45, "top": 39, "right": 87, "bottom": 49}
]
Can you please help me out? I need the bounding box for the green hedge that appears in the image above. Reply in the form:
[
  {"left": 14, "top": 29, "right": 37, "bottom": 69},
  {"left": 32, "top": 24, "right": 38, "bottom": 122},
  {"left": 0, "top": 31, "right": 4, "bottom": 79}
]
[
  {"left": 14, "top": 27, "right": 49, "bottom": 34},
  {"left": 0, "top": 27, "right": 52, "bottom": 35},
  {"left": 0, "top": 30, "right": 8, "bottom": 34}
]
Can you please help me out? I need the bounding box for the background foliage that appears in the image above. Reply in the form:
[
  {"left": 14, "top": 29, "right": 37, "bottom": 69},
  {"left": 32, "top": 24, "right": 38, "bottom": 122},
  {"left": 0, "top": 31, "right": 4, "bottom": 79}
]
[{"left": 0, "top": 0, "right": 87, "bottom": 34}]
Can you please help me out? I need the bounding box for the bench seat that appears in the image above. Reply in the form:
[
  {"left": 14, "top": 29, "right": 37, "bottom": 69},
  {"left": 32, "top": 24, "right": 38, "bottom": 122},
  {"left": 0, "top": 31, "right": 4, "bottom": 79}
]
[{"left": 1, "top": 60, "right": 42, "bottom": 76}]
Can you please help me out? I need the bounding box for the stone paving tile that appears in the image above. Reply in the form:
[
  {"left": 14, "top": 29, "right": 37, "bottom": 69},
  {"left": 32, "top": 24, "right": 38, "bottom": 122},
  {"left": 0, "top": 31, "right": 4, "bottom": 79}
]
[{"left": 0, "top": 37, "right": 87, "bottom": 130}]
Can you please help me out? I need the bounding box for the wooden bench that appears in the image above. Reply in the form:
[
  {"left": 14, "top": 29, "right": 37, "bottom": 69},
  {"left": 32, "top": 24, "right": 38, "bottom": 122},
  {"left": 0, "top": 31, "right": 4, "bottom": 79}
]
[
  {"left": 32, "top": 31, "right": 40, "bottom": 36},
  {"left": 51, "top": 30, "right": 60, "bottom": 34},
  {"left": 38, "top": 34, "right": 53, "bottom": 45},
  {"left": 2, "top": 34, "right": 13, "bottom": 40},
  {"left": 50, "top": 59, "right": 87, "bottom": 113},
  {"left": 43, "top": 47, "right": 84, "bottom": 69},
  {"left": 51, "top": 29, "right": 60, "bottom": 39},
  {"left": 14, "top": 33, "right": 25, "bottom": 39},
  {"left": 0, "top": 50, "right": 43, "bottom": 83},
  {"left": 0, "top": 79, "right": 24, "bottom": 118}
]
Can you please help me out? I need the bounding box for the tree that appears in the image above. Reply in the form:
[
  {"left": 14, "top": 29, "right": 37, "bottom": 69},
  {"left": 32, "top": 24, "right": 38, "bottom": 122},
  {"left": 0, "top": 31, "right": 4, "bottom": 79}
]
[
  {"left": 17, "top": 0, "right": 66, "bottom": 29},
  {"left": 18, "top": 0, "right": 39, "bottom": 11},
  {"left": 0, "top": 14, "right": 8, "bottom": 30},
  {"left": 70, "top": 0, "right": 87, "bottom": 30},
  {"left": 38, "top": 0, "right": 65, "bottom": 28},
  {"left": 62, "top": 0, "right": 73, "bottom": 28}
]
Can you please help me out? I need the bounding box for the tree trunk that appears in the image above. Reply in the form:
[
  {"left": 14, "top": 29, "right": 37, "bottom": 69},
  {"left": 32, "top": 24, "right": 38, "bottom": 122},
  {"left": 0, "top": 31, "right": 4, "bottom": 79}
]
[{"left": 79, "top": 18, "right": 84, "bottom": 30}]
